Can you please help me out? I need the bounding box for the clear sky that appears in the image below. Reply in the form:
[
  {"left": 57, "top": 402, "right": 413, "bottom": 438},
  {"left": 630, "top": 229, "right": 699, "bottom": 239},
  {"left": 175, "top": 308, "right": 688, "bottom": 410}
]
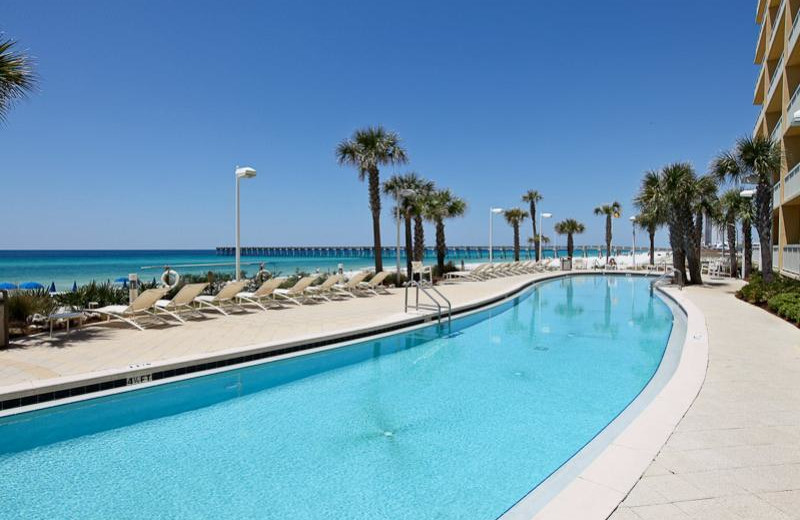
[{"left": 1, "top": 0, "right": 758, "bottom": 249}]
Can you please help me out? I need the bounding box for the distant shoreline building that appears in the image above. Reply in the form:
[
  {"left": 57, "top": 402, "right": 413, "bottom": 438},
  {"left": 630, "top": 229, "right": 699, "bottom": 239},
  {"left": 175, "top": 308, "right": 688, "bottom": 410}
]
[{"left": 754, "top": 0, "right": 800, "bottom": 277}]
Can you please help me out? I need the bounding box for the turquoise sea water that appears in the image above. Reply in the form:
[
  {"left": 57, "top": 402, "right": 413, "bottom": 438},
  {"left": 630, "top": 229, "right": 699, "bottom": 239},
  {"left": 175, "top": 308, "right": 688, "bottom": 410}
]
[
  {"left": 0, "top": 275, "right": 673, "bottom": 519},
  {"left": 0, "top": 249, "right": 639, "bottom": 289}
]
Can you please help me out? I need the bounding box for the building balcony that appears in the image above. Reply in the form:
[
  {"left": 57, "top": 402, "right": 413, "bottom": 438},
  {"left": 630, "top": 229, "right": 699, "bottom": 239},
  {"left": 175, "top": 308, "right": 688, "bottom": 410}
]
[
  {"left": 786, "top": 163, "right": 800, "bottom": 201},
  {"left": 774, "top": 179, "right": 782, "bottom": 207},
  {"left": 767, "top": 55, "right": 784, "bottom": 102},
  {"left": 767, "top": 0, "right": 787, "bottom": 58},
  {"left": 782, "top": 245, "right": 800, "bottom": 275},
  {"left": 771, "top": 117, "right": 783, "bottom": 142},
  {"left": 774, "top": 245, "right": 781, "bottom": 270},
  {"left": 789, "top": 8, "right": 800, "bottom": 61}
]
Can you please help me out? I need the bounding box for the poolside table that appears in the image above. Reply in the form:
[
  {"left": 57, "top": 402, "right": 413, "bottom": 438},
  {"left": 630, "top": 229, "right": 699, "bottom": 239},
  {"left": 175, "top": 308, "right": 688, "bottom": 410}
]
[{"left": 48, "top": 311, "right": 85, "bottom": 338}]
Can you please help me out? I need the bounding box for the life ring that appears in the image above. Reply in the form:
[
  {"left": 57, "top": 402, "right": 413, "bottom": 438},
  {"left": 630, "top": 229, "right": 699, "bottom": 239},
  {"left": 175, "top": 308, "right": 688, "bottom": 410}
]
[{"left": 160, "top": 268, "right": 180, "bottom": 289}]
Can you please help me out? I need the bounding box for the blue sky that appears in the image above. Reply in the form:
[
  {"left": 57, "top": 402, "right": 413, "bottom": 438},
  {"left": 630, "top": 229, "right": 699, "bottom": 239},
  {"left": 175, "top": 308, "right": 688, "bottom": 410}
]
[{"left": 2, "top": 0, "right": 758, "bottom": 249}]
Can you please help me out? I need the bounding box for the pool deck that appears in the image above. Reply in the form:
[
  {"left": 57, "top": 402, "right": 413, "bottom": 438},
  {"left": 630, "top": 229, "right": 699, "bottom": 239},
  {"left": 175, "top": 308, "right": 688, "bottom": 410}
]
[
  {"left": 605, "top": 279, "right": 800, "bottom": 520},
  {"left": 1, "top": 273, "right": 798, "bottom": 519}
]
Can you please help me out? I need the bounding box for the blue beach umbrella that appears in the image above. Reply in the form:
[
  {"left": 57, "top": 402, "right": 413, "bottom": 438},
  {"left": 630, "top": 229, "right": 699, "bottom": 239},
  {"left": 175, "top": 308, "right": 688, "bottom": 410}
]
[
  {"left": 0, "top": 282, "right": 17, "bottom": 290},
  {"left": 72, "top": 281, "right": 78, "bottom": 292},
  {"left": 49, "top": 282, "right": 57, "bottom": 293},
  {"left": 114, "top": 277, "right": 129, "bottom": 288},
  {"left": 19, "top": 282, "right": 44, "bottom": 290}
]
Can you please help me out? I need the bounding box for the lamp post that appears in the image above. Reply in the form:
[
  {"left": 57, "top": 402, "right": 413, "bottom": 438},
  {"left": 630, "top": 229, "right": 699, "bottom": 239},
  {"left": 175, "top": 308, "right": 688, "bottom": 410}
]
[
  {"left": 539, "top": 212, "right": 552, "bottom": 263},
  {"left": 629, "top": 215, "right": 637, "bottom": 271},
  {"left": 235, "top": 166, "right": 257, "bottom": 281},
  {"left": 489, "top": 207, "right": 503, "bottom": 264},
  {"left": 395, "top": 189, "right": 417, "bottom": 278}
]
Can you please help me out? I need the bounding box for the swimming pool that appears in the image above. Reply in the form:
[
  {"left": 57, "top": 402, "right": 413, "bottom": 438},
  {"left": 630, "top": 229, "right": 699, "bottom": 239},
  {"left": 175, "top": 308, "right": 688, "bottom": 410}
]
[{"left": 0, "top": 275, "right": 677, "bottom": 519}]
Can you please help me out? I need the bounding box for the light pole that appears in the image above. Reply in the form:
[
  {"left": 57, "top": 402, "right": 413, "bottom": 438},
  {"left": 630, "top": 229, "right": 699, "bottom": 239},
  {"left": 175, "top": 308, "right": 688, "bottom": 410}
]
[
  {"left": 489, "top": 207, "right": 503, "bottom": 264},
  {"left": 395, "top": 189, "right": 416, "bottom": 277},
  {"left": 629, "top": 215, "right": 637, "bottom": 271},
  {"left": 539, "top": 212, "right": 552, "bottom": 263},
  {"left": 235, "top": 166, "right": 257, "bottom": 281}
]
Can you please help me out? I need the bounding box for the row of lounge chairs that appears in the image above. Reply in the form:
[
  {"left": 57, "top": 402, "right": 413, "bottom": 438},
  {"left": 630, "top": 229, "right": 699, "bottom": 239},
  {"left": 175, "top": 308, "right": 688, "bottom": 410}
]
[
  {"left": 91, "top": 271, "right": 393, "bottom": 331},
  {"left": 444, "top": 260, "right": 555, "bottom": 282}
]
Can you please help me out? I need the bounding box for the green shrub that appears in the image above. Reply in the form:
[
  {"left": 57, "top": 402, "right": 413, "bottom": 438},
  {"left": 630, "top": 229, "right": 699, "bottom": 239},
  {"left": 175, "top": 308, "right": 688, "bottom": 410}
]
[
  {"left": 384, "top": 272, "right": 407, "bottom": 287},
  {"left": 736, "top": 271, "right": 800, "bottom": 305},
  {"left": 54, "top": 281, "right": 127, "bottom": 309},
  {"left": 6, "top": 289, "right": 57, "bottom": 325},
  {"left": 767, "top": 293, "right": 800, "bottom": 324}
]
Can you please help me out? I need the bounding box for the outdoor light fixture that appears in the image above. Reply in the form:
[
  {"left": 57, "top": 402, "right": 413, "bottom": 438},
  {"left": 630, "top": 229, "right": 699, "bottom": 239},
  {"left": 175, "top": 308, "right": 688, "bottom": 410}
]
[
  {"left": 235, "top": 166, "right": 257, "bottom": 281},
  {"left": 489, "top": 207, "right": 504, "bottom": 264}
]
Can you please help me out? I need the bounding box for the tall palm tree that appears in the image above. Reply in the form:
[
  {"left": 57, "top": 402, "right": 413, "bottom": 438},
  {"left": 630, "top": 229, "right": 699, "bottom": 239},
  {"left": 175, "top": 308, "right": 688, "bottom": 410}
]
[
  {"left": 712, "top": 136, "right": 782, "bottom": 282},
  {"left": 634, "top": 170, "right": 665, "bottom": 267},
  {"left": 0, "top": 37, "right": 36, "bottom": 122},
  {"left": 522, "top": 190, "right": 543, "bottom": 260},
  {"left": 738, "top": 196, "right": 756, "bottom": 279},
  {"left": 410, "top": 181, "right": 435, "bottom": 262},
  {"left": 686, "top": 175, "right": 719, "bottom": 283},
  {"left": 383, "top": 173, "right": 434, "bottom": 277},
  {"left": 718, "top": 189, "right": 743, "bottom": 278},
  {"left": 503, "top": 208, "right": 528, "bottom": 261},
  {"left": 337, "top": 126, "right": 408, "bottom": 272},
  {"left": 554, "top": 219, "right": 586, "bottom": 258},
  {"left": 594, "top": 201, "right": 622, "bottom": 260},
  {"left": 421, "top": 189, "right": 467, "bottom": 274}
]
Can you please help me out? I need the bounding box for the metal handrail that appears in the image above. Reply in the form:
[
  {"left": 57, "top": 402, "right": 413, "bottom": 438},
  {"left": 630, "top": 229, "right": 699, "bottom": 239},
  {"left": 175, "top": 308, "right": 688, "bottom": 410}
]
[
  {"left": 404, "top": 280, "right": 452, "bottom": 325},
  {"left": 650, "top": 267, "right": 681, "bottom": 297}
]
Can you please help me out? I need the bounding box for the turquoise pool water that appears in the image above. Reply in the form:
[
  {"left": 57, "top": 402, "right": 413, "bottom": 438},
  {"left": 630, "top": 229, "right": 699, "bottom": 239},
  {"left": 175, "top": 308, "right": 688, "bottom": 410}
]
[{"left": 0, "top": 275, "right": 673, "bottom": 519}]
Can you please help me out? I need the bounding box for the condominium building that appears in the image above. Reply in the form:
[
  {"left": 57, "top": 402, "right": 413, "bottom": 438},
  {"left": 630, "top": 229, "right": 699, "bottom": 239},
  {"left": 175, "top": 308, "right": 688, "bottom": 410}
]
[{"left": 755, "top": 0, "right": 800, "bottom": 277}]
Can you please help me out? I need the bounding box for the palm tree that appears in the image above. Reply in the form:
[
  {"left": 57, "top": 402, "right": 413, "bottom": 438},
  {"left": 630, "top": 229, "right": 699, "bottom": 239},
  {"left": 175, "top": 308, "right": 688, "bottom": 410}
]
[
  {"left": 337, "top": 126, "right": 408, "bottom": 272},
  {"left": 594, "top": 201, "right": 622, "bottom": 260},
  {"left": 410, "top": 181, "right": 435, "bottom": 262},
  {"left": 0, "top": 37, "right": 36, "bottom": 122},
  {"left": 503, "top": 208, "right": 528, "bottom": 261},
  {"left": 713, "top": 136, "right": 782, "bottom": 282},
  {"left": 686, "top": 175, "right": 719, "bottom": 283},
  {"left": 554, "top": 219, "right": 585, "bottom": 258},
  {"left": 421, "top": 189, "right": 467, "bottom": 274},
  {"left": 636, "top": 213, "right": 659, "bottom": 266},
  {"left": 718, "top": 189, "right": 743, "bottom": 278},
  {"left": 383, "top": 173, "right": 434, "bottom": 277},
  {"left": 522, "top": 190, "right": 543, "bottom": 260},
  {"left": 738, "top": 197, "right": 756, "bottom": 279}
]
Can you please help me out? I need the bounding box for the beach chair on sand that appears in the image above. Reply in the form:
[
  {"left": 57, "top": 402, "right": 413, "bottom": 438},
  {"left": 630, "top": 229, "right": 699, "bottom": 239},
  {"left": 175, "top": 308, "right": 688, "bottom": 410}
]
[
  {"left": 273, "top": 275, "right": 320, "bottom": 305},
  {"left": 305, "top": 274, "right": 344, "bottom": 302},
  {"left": 194, "top": 280, "right": 248, "bottom": 316},
  {"left": 357, "top": 271, "right": 391, "bottom": 295},
  {"left": 332, "top": 271, "right": 370, "bottom": 297},
  {"left": 93, "top": 287, "right": 170, "bottom": 331},
  {"left": 154, "top": 283, "right": 208, "bottom": 322},
  {"left": 236, "top": 277, "right": 287, "bottom": 311}
]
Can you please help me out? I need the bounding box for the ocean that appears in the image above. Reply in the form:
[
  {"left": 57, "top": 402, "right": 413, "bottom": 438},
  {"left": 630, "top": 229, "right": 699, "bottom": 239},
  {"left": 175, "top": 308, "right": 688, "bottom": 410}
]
[{"left": 0, "top": 248, "right": 635, "bottom": 289}]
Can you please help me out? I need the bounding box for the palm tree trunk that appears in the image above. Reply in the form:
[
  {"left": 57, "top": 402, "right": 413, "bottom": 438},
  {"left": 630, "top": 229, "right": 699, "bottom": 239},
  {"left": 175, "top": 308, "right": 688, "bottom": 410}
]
[
  {"left": 727, "top": 221, "right": 737, "bottom": 278},
  {"left": 368, "top": 169, "right": 383, "bottom": 272},
  {"left": 605, "top": 215, "right": 612, "bottom": 260},
  {"left": 668, "top": 219, "right": 687, "bottom": 284},
  {"left": 436, "top": 219, "right": 446, "bottom": 274},
  {"left": 567, "top": 233, "right": 574, "bottom": 258},
  {"left": 755, "top": 182, "right": 774, "bottom": 282},
  {"left": 743, "top": 219, "right": 752, "bottom": 280},
  {"left": 413, "top": 215, "right": 425, "bottom": 262},
  {"left": 648, "top": 229, "right": 655, "bottom": 266},
  {"left": 531, "top": 202, "right": 539, "bottom": 261},
  {"left": 685, "top": 212, "right": 703, "bottom": 285},
  {"left": 513, "top": 225, "right": 520, "bottom": 261},
  {"left": 404, "top": 214, "right": 413, "bottom": 278}
]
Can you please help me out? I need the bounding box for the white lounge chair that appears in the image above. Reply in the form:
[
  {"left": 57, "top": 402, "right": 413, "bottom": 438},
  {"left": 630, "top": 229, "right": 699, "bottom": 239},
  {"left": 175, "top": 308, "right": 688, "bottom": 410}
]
[
  {"left": 236, "top": 277, "right": 287, "bottom": 311},
  {"left": 155, "top": 283, "right": 208, "bottom": 322},
  {"left": 93, "top": 288, "right": 170, "bottom": 331},
  {"left": 357, "top": 271, "right": 391, "bottom": 295},
  {"left": 274, "top": 275, "right": 320, "bottom": 305},
  {"left": 332, "top": 271, "right": 370, "bottom": 297},
  {"left": 305, "top": 274, "right": 344, "bottom": 302},
  {"left": 444, "top": 263, "right": 490, "bottom": 283},
  {"left": 194, "top": 280, "right": 248, "bottom": 315}
]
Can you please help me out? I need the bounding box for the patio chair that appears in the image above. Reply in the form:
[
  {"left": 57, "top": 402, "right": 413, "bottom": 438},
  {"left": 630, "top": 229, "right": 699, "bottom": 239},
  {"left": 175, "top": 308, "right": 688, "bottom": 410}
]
[
  {"left": 154, "top": 283, "right": 208, "bottom": 322},
  {"left": 332, "top": 271, "right": 370, "bottom": 297},
  {"left": 194, "top": 280, "right": 248, "bottom": 315},
  {"left": 273, "top": 275, "right": 320, "bottom": 305},
  {"left": 357, "top": 271, "right": 391, "bottom": 295},
  {"left": 305, "top": 274, "right": 344, "bottom": 302},
  {"left": 236, "top": 277, "right": 287, "bottom": 311},
  {"left": 92, "top": 287, "right": 170, "bottom": 331}
]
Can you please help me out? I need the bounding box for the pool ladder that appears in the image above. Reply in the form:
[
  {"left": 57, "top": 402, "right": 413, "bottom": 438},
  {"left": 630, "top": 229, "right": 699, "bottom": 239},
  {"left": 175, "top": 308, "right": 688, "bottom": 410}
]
[
  {"left": 404, "top": 280, "right": 452, "bottom": 325},
  {"left": 650, "top": 267, "right": 683, "bottom": 296}
]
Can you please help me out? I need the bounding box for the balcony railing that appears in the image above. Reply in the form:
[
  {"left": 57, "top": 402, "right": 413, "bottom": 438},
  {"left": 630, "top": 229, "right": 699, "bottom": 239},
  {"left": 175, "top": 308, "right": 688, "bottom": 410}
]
[
  {"left": 771, "top": 118, "right": 783, "bottom": 142},
  {"left": 774, "top": 245, "right": 780, "bottom": 270},
  {"left": 783, "top": 245, "right": 800, "bottom": 274},
  {"left": 769, "top": 0, "right": 787, "bottom": 50},
  {"left": 789, "top": 84, "right": 800, "bottom": 115},
  {"left": 774, "top": 179, "right": 782, "bottom": 207},
  {"left": 791, "top": 7, "right": 800, "bottom": 50},
  {"left": 787, "top": 163, "right": 800, "bottom": 201},
  {"left": 768, "top": 54, "right": 785, "bottom": 101}
]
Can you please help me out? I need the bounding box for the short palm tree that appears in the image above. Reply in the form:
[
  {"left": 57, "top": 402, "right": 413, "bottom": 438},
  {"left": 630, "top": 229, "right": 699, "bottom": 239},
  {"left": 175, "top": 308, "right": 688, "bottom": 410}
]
[
  {"left": 718, "top": 189, "right": 743, "bottom": 278},
  {"left": 0, "top": 37, "right": 36, "bottom": 122},
  {"left": 634, "top": 170, "right": 665, "bottom": 266},
  {"left": 687, "top": 175, "right": 719, "bottom": 283},
  {"left": 522, "top": 190, "right": 543, "bottom": 260},
  {"left": 422, "top": 189, "right": 467, "bottom": 274},
  {"left": 410, "top": 181, "right": 435, "bottom": 262},
  {"left": 594, "top": 201, "right": 621, "bottom": 260},
  {"left": 337, "top": 126, "right": 408, "bottom": 272},
  {"left": 383, "top": 173, "right": 434, "bottom": 277},
  {"left": 712, "top": 135, "right": 782, "bottom": 282},
  {"left": 635, "top": 212, "right": 660, "bottom": 266},
  {"left": 503, "top": 208, "right": 528, "bottom": 261},
  {"left": 554, "top": 219, "right": 585, "bottom": 258}
]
